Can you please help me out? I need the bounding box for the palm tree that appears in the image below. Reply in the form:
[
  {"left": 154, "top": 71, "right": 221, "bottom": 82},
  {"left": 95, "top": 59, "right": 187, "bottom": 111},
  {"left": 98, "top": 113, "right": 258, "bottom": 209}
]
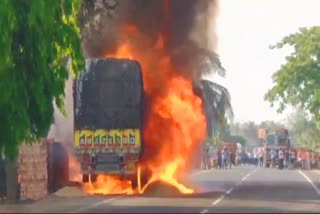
[{"left": 192, "top": 50, "right": 233, "bottom": 139}]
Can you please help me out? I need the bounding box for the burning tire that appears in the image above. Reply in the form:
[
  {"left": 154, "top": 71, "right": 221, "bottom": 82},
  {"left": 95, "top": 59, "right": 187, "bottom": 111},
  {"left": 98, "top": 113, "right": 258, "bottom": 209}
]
[
  {"left": 82, "top": 174, "right": 89, "bottom": 183},
  {"left": 126, "top": 166, "right": 152, "bottom": 192},
  {"left": 90, "top": 174, "right": 97, "bottom": 183},
  {"left": 82, "top": 174, "right": 97, "bottom": 183},
  {"left": 130, "top": 175, "right": 138, "bottom": 190}
]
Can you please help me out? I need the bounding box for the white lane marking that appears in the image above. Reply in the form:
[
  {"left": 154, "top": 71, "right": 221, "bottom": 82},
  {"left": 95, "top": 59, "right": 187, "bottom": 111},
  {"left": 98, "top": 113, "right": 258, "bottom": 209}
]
[
  {"left": 210, "top": 168, "right": 256, "bottom": 207},
  {"left": 212, "top": 194, "right": 225, "bottom": 205},
  {"left": 71, "top": 195, "right": 124, "bottom": 213},
  {"left": 225, "top": 188, "right": 233, "bottom": 195},
  {"left": 298, "top": 170, "right": 320, "bottom": 195},
  {"left": 200, "top": 209, "right": 209, "bottom": 213}
]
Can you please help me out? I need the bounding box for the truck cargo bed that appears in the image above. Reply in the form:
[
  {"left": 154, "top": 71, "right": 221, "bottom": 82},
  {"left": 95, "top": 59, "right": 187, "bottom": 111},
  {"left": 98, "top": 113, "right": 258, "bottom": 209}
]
[{"left": 74, "top": 58, "right": 144, "bottom": 130}]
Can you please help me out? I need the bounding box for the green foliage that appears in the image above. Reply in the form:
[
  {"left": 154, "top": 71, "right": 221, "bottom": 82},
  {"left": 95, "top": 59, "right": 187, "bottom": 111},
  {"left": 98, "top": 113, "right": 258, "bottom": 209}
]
[
  {"left": 229, "top": 121, "right": 258, "bottom": 147},
  {"left": 222, "top": 134, "right": 246, "bottom": 146},
  {"left": 287, "top": 109, "right": 320, "bottom": 151},
  {"left": 0, "top": 0, "right": 85, "bottom": 161},
  {"left": 259, "top": 120, "right": 284, "bottom": 130},
  {"left": 231, "top": 135, "right": 246, "bottom": 146},
  {"left": 265, "top": 26, "right": 320, "bottom": 121},
  {"left": 200, "top": 79, "right": 233, "bottom": 139}
]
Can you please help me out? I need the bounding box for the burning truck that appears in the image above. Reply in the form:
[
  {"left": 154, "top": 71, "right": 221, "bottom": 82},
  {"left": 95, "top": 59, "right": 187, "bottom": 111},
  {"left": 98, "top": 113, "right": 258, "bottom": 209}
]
[
  {"left": 73, "top": 58, "right": 147, "bottom": 190},
  {"left": 70, "top": 0, "right": 221, "bottom": 195}
]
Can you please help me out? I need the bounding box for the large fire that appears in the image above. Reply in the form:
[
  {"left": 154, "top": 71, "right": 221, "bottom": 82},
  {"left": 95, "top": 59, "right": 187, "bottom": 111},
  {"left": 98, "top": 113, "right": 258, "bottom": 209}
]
[
  {"left": 77, "top": 24, "right": 207, "bottom": 195},
  {"left": 71, "top": 4, "right": 207, "bottom": 194}
]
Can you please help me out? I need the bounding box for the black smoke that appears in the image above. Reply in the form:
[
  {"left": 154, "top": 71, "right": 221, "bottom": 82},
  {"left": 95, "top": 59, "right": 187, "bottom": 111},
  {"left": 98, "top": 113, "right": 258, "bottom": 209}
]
[{"left": 78, "top": 0, "right": 219, "bottom": 80}]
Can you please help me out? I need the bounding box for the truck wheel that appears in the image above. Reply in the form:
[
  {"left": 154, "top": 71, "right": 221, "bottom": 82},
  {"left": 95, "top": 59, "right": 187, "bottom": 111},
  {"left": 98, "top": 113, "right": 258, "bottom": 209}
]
[
  {"left": 131, "top": 176, "right": 138, "bottom": 190},
  {"left": 90, "top": 174, "right": 97, "bottom": 183},
  {"left": 140, "top": 170, "right": 151, "bottom": 188},
  {"left": 82, "top": 174, "right": 89, "bottom": 183}
]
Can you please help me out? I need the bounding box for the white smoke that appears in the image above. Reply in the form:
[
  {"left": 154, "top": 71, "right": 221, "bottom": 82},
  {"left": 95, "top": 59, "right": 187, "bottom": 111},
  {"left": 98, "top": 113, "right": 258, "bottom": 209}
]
[{"left": 47, "top": 73, "right": 74, "bottom": 147}]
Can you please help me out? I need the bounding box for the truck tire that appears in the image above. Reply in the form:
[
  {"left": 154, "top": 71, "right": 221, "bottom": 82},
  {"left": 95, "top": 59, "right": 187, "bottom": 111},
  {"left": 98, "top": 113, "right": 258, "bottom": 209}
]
[
  {"left": 131, "top": 176, "right": 138, "bottom": 190},
  {"left": 128, "top": 167, "right": 151, "bottom": 192},
  {"left": 82, "top": 174, "right": 89, "bottom": 183},
  {"left": 90, "top": 174, "right": 97, "bottom": 183}
]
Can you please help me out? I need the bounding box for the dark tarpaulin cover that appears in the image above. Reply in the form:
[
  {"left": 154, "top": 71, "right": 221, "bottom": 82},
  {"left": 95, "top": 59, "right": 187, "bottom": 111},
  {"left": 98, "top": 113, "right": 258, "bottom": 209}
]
[{"left": 74, "top": 58, "right": 144, "bottom": 130}]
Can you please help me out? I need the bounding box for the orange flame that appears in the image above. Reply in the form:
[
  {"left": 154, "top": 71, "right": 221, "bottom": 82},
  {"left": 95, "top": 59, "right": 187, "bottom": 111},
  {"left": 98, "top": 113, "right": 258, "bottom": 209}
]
[
  {"left": 68, "top": 150, "right": 82, "bottom": 183},
  {"left": 77, "top": 23, "right": 206, "bottom": 195},
  {"left": 83, "top": 175, "right": 135, "bottom": 195}
]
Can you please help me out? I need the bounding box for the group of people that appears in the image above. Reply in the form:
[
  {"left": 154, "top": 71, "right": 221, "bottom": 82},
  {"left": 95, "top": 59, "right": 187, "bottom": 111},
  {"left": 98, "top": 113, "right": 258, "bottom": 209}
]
[
  {"left": 235, "top": 148, "right": 295, "bottom": 170},
  {"left": 268, "top": 148, "right": 296, "bottom": 169},
  {"left": 200, "top": 146, "right": 235, "bottom": 170},
  {"left": 250, "top": 148, "right": 297, "bottom": 169},
  {"left": 216, "top": 146, "right": 235, "bottom": 169},
  {"left": 201, "top": 145, "right": 318, "bottom": 170}
]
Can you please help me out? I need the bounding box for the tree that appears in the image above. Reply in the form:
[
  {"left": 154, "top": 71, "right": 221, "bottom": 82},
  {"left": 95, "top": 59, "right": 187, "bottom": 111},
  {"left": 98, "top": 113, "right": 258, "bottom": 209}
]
[
  {"left": 265, "top": 26, "right": 320, "bottom": 125},
  {"left": 0, "top": 0, "right": 85, "bottom": 161},
  {"left": 231, "top": 135, "right": 246, "bottom": 146},
  {"left": 199, "top": 79, "right": 234, "bottom": 139},
  {"left": 287, "top": 109, "right": 320, "bottom": 150},
  {"left": 259, "top": 121, "right": 284, "bottom": 130},
  {"left": 240, "top": 121, "right": 259, "bottom": 147}
]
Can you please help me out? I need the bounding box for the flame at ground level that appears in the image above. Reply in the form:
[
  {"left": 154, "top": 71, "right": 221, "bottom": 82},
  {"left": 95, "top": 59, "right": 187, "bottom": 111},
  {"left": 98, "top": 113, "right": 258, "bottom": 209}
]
[
  {"left": 80, "top": 164, "right": 194, "bottom": 195},
  {"left": 83, "top": 175, "right": 135, "bottom": 195},
  {"left": 141, "top": 161, "right": 194, "bottom": 194}
]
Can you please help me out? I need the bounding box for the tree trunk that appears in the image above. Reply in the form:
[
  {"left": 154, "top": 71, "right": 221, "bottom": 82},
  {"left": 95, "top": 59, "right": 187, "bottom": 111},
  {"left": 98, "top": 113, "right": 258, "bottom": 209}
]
[{"left": 5, "top": 160, "right": 18, "bottom": 202}]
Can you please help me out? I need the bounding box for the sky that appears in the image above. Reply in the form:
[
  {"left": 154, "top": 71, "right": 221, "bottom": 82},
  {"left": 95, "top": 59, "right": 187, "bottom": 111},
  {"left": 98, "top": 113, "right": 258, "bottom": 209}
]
[{"left": 210, "top": 0, "right": 320, "bottom": 124}]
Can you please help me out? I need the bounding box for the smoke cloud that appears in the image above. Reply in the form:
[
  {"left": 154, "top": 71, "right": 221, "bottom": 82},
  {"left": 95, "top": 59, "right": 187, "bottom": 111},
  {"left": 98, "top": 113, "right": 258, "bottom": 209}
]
[
  {"left": 47, "top": 0, "right": 221, "bottom": 179},
  {"left": 80, "top": 0, "right": 220, "bottom": 80}
]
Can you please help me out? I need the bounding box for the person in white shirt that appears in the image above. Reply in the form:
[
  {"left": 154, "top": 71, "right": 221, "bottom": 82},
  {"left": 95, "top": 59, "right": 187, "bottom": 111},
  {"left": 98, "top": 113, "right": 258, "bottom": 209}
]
[
  {"left": 289, "top": 149, "right": 296, "bottom": 169},
  {"left": 278, "top": 149, "right": 284, "bottom": 169},
  {"left": 222, "top": 147, "right": 229, "bottom": 169},
  {"left": 270, "top": 149, "right": 277, "bottom": 168}
]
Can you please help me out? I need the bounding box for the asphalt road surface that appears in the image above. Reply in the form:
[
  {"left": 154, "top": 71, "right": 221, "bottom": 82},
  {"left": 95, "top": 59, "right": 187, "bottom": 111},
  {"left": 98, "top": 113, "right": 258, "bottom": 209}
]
[{"left": 2, "top": 166, "right": 320, "bottom": 213}]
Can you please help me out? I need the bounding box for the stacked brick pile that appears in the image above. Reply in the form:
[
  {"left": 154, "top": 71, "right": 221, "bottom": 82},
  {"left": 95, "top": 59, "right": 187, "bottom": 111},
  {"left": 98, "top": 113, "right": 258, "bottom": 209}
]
[{"left": 18, "top": 141, "right": 48, "bottom": 200}]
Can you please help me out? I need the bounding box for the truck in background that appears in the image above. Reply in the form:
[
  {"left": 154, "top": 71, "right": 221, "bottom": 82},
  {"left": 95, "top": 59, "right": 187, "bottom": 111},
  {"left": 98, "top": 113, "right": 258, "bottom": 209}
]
[
  {"left": 263, "top": 127, "right": 290, "bottom": 168},
  {"left": 73, "top": 58, "right": 145, "bottom": 188}
]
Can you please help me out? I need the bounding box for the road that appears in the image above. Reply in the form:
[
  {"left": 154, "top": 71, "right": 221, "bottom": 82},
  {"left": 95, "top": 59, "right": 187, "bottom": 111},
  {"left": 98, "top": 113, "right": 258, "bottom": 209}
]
[{"left": 1, "top": 166, "right": 320, "bottom": 213}]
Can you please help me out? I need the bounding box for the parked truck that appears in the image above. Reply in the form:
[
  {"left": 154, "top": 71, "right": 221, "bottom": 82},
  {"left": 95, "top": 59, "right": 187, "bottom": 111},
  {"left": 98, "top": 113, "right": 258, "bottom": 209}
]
[
  {"left": 73, "top": 58, "right": 146, "bottom": 188},
  {"left": 263, "top": 128, "right": 290, "bottom": 168}
]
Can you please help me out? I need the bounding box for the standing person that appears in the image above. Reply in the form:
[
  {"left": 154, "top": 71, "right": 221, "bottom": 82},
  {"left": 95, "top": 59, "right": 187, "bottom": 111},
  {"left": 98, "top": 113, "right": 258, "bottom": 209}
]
[
  {"left": 306, "top": 150, "right": 311, "bottom": 170},
  {"left": 278, "top": 149, "right": 284, "bottom": 169},
  {"left": 289, "top": 149, "right": 296, "bottom": 169},
  {"left": 222, "top": 147, "right": 229, "bottom": 169},
  {"left": 229, "top": 151, "right": 235, "bottom": 169},
  {"left": 284, "top": 149, "right": 290, "bottom": 168},
  {"left": 253, "top": 151, "right": 257, "bottom": 167},
  {"left": 259, "top": 150, "right": 264, "bottom": 168},
  {"left": 270, "top": 149, "right": 277, "bottom": 168},
  {"left": 235, "top": 152, "right": 239, "bottom": 166},
  {"left": 301, "top": 150, "right": 307, "bottom": 169},
  {"left": 217, "top": 149, "right": 222, "bottom": 169}
]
